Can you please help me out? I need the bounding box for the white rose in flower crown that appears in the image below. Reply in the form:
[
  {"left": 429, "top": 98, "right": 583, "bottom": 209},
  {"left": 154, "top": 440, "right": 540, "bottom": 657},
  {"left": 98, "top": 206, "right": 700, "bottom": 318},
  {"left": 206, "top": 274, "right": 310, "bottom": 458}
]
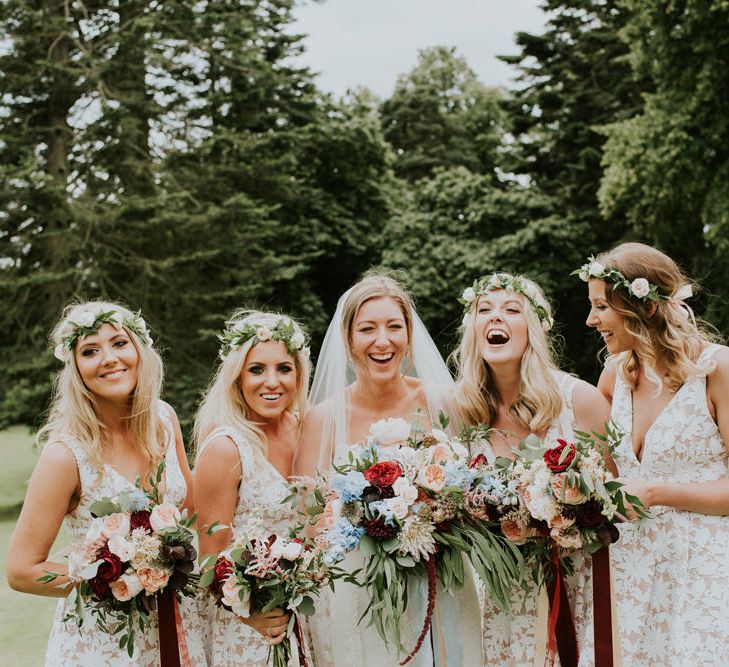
[
  {"left": 270, "top": 538, "right": 303, "bottom": 561},
  {"left": 110, "top": 572, "right": 144, "bottom": 602},
  {"left": 630, "top": 278, "right": 650, "bottom": 298},
  {"left": 107, "top": 534, "right": 136, "bottom": 561},
  {"left": 101, "top": 513, "right": 131, "bottom": 540},
  {"left": 462, "top": 287, "right": 476, "bottom": 303},
  {"left": 578, "top": 270, "right": 589, "bottom": 282},
  {"left": 588, "top": 261, "right": 605, "bottom": 277},
  {"left": 77, "top": 311, "right": 97, "bottom": 328},
  {"left": 256, "top": 326, "right": 272, "bottom": 342},
  {"left": 149, "top": 503, "right": 181, "bottom": 532},
  {"left": 54, "top": 344, "right": 71, "bottom": 362},
  {"left": 369, "top": 417, "right": 411, "bottom": 446},
  {"left": 290, "top": 332, "right": 305, "bottom": 349},
  {"left": 222, "top": 575, "right": 251, "bottom": 617}
]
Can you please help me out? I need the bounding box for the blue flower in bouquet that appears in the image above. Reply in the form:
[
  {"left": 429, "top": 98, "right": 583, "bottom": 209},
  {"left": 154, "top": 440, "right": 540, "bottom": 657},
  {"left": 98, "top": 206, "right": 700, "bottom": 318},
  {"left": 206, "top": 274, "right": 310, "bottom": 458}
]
[
  {"left": 331, "top": 471, "right": 368, "bottom": 502},
  {"left": 444, "top": 462, "right": 478, "bottom": 490},
  {"left": 325, "top": 518, "right": 365, "bottom": 564},
  {"left": 127, "top": 488, "right": 150, "bottom": 512},
  {"left": 369, "top": 499, "right": 396, "bottom": 526}
]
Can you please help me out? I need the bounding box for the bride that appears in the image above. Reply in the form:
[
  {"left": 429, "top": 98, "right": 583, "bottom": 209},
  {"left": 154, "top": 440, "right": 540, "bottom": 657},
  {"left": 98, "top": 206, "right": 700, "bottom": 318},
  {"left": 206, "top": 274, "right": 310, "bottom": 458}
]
[{"left": 294, "top": 271, "right": 482, "bottom": 667}]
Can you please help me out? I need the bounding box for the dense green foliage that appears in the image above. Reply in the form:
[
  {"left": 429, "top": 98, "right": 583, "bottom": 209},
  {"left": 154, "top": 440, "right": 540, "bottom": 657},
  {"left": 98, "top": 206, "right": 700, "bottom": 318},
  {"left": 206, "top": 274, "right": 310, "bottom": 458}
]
[{"left": 2, "top": 0, "right": 728, "bottom": 430}]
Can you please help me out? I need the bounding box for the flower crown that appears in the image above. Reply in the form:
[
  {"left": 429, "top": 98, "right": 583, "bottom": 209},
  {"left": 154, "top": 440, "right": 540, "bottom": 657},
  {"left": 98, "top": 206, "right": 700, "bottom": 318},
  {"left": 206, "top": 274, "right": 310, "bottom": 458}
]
[
  {"left": 218, "top": 317, "right": 309, "bottom": 359},
  {"left": 459, "top": 273, "right": 554, "bottom": 331},
  {"left": 54, "top": 308, "right": 152, "bottom": 362},
  {"left": 573, "top": 257, "right": 666, "bottom": 302}
]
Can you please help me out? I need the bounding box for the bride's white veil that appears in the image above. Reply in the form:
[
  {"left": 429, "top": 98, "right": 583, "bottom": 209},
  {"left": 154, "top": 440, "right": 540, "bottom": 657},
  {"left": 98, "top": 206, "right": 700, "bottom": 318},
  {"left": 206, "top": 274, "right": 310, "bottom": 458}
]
[{"left": 311, "top": 284, "right": 455, "bottom": 470}]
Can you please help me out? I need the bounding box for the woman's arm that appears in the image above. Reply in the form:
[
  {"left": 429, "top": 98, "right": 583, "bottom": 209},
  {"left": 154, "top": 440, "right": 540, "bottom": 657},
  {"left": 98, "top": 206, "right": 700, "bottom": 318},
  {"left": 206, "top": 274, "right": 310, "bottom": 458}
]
[
  {"left": 164, "top": 403, "right": 194, "bottom": 515},
  {"left": 572, "top": 379, "right": 618, "bottom": 475},
  {"left": 7, "top": 442, "right": 80, "bottom": 596}
]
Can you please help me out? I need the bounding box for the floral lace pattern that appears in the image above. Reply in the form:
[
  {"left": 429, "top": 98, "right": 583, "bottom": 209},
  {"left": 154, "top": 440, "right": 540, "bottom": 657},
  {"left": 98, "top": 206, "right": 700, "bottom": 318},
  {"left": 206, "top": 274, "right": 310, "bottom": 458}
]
[
  {"left": 196, "top": 427, "right": 302, "bottom": 666},
  {"left": 479, "top": 370, "right": 596, "bottom": 667},
  {"left": 610, "top": 344, "right": 729, "bottom": 666},
  {"left": 44, "top": 403, "right": 207, "bottom": 666}
]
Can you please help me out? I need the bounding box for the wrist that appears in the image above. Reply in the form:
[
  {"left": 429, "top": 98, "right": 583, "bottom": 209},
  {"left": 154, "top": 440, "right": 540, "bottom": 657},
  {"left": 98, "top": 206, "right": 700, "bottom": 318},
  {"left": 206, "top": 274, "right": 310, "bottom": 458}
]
[{"left": 644, "top": 482, "right": 662, "bottom": 508}]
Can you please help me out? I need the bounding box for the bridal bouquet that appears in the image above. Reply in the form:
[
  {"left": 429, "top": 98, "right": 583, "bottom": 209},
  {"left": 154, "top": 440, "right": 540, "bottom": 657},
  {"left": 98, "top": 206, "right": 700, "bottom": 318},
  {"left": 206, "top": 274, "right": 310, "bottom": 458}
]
[
  {"left": 39, "top": 463, "right": 198, "bottom": 657},
  {"left": 315, "top": 418, "right": 523, "bottom": 663},
  {"left": 202, "top": 528, "right": 343, "bottom": 667}
]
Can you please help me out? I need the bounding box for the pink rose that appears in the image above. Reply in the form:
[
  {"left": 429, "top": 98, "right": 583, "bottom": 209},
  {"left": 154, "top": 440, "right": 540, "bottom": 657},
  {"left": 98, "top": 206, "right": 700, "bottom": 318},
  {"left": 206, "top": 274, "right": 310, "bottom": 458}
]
[
  {"left": 416, "top": 464, "right": 446, "bottom": 493},
  {"left": 221, "top": 575, "right": 251, "bottom": 617},
  {"left": 101, "top": 513, "right": 131, "bottom": 540},
  {"left": 150, "top": 503, "right": 181, "bottom": 532},
  {"left": 550, "top": 474, "right": 586, "bottom": 505},
  {"left": 430, "top": 444, "right": 453, "bottom": 465},
  {"left": 136, "top": 565, "right": 170, "bottom": 593},
  {"left": 110, "top": 572, "right": 144, "bottom": 601},
  {"left": 500, "top": 516, "right": 530, "bottom": 545},
  {"left": 107, "top": 535, "right": 135, "bottom": 561}
]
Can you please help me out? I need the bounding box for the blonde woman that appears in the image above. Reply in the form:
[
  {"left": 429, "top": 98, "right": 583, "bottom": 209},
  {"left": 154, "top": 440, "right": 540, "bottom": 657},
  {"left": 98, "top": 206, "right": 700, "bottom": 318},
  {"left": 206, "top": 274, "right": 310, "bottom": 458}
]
[
  {"left": 581, "top": 242, "right": 729, "bottom": 666},
  {"left": 455, "top": 273, "right": 611, "bottom": 666},
  {"left": 294, "top": 272, "right": 482, "bottom": 667},
  {"left": 7, "top": 301, "right": 206, "bottom": 666},
  {"left": 194, "top": 310, "right": 311, "bottom": 665}
]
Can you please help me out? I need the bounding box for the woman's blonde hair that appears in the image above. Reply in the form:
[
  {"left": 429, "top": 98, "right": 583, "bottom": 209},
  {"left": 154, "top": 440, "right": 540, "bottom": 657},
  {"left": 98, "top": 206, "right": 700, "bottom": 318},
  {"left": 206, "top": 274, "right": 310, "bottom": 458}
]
[
  {"left": 37, "top": 301, "right": 165, "bottom": 474},
  {"left": 452, "top": 274, "right": 562, "bottom": 432},
  {"left": 594, "top": 242, "right": 717, "bottom": 392},
  {"left": 194, "top": 310, "right": 311, "bottom": 459}
]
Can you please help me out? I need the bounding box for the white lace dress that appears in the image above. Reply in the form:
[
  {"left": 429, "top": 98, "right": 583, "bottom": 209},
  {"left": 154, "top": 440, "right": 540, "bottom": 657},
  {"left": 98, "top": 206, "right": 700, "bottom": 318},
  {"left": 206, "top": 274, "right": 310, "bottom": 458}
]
[
  {"left": 480, "top": 371, "right": 596, "bottom": 666},
  {"left": 609, "top": 344, "right": 729, "bottom": 666},
  {"left": 310, "top": 437, "right": 483, "bottom": 667},
  {"left": 44, "top": 404, "right": 207, "bottom": 666},
  {"left": 197, "top": 427, "right": 305, "bottom": 666}
]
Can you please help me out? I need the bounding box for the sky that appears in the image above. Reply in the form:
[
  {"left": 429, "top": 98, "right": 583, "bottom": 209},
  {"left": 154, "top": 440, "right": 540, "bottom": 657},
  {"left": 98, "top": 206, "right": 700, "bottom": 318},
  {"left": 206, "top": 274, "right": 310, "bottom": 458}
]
[{"left": 291, "top": 0, "right": 547, "bottom": 98}]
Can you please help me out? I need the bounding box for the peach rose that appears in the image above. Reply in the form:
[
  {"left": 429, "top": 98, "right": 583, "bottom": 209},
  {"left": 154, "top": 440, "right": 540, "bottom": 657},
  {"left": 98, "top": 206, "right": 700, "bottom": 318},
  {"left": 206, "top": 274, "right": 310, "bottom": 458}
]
[
  {"left": 107, "top": 535, "right": 135, "bottom": 561},
  {"left": 222, "top": 575, "right": 251, "bottom": 617},
  {"left": 549, "top": 513, "right": 576, "bottom": 530},
  {"left": 550, "top": 474, "right": 586, "bottom": 505},
  {"left": 110, "top": 572, "right": 144, "bottom": 601},
  {"left": 429, "top": 444, "right": 453, "bottom": 465},
  {"left": 149, "top": 503, "right": 181, "bottom": 532},
  {"left": 416, "top": 464, "right": 446, "bottom": 493},
  {"left": 500, "top": 517, "right": 530, "bottom": 545},
  {"left": 101, "top": 513, "right": 131, "bottom": 540},
  {"left": 550, "top": 527, "right": 583, "bottom": 550},
  {"left": 136, "top": 565, "right": 170, "bottom": 593}
]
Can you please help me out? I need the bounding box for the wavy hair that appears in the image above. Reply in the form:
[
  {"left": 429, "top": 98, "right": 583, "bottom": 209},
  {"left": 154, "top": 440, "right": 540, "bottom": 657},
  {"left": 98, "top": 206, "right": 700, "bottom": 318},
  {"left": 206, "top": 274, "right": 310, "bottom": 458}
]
[
  {"left": 37, "top": 301, "right": 165, "bottom": 476},
  {"left": 595, "top": 242, "right": 718, "bottom": 392},
  {"left": 194, "top": 310, "right": 311, "bottom": 460},
  {"left": 452, "top": 275, "right": 562, "bottom": 432}
]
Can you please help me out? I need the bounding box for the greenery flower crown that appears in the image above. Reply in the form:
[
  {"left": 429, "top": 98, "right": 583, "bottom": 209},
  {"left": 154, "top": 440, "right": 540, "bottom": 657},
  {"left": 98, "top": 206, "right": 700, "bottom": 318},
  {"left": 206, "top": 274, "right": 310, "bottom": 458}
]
[
  {"left": 218, "top": 318, "right": 309, "bottom": 360},
  {"left": 54, "top": 309, "right": 152, "bottom": 362},
  {"left": 459, "top": 273, "right": 554, "bottom": 331},
  {"left": 573, "top": 257, "right": 666, "bottom": 302}
]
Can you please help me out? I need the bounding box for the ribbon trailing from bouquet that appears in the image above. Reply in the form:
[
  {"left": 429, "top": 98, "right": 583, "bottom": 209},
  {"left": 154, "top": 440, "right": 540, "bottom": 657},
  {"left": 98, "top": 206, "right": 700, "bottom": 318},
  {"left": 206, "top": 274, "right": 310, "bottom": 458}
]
[
  {"left": 545, "top": 546, "right": 578, "bottom": 667},
  {"left": 158, "top": 588, "right": 191, "bottom": 667},
  {"left": 592, "top": 545, "right": 622, "bottom": 667},
  {"left": 293, "top": 614, "right": 309, "bottom": 667}
]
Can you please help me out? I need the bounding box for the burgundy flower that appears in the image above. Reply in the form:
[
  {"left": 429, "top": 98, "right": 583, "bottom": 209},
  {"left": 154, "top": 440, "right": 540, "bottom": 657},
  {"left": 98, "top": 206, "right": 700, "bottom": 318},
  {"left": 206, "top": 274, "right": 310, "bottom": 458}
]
[
  {"left": 468, "top": 453, "right": 489, "bottom": 469},
  {"left": 130, "top": 510, "right": 152, "bottom": 533},
  {"left": 363, "top": 517, "right": 398, "bottom": 541},
  {"left": 576, "top": 499, "right": 605, "bottom": 529},
  {"left": 543, "top": 439, "right": 577, "bottom": 473},
  {"left": 212, "top": 556, "right": 234, "bottom": 595},
  {"left": 90, "top": 549, "right": 123, "bottom": 600},
  {"left": 363, "top": 461, "right": 402, "bottom": 488}
]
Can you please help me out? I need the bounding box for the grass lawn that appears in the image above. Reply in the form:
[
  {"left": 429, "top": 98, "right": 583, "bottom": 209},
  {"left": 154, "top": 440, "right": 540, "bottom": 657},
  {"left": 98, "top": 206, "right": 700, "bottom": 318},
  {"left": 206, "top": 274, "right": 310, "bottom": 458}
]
[{"left": 0, "top": 428, "right": 67, "bottom": 665}]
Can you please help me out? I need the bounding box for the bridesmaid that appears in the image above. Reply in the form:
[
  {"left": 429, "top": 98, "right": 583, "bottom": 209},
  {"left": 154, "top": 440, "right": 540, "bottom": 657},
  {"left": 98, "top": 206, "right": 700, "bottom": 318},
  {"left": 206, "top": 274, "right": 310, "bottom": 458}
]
[
  {"left": 454, "top": 272, "right": 612, "bottom": 666},
  {"left": 194, "top": 310, "right": 311, "bottom": 665},
  {"left": 7, "top": 301, "right": 206, "bottom": 666},
  {"left": 581, "top": 242, "right": 729, "bottom": 666}
]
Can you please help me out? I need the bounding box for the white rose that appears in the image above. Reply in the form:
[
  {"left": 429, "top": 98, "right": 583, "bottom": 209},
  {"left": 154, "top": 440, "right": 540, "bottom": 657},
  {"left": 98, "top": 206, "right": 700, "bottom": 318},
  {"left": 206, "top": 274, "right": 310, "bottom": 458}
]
[
  {"left": 149, "top": 503, "right": 181, "bottom": 532},
  {"left": 630, "top": 278, "right": 650, "bottom": 298},
  {"left": 67, "top": 552, "right": 93, "bottom": 581},
  {"left": 461, "top": 287, "right": 476, "bottom": 303},
  {"left": 107, "top": 534, "right": 135, "bottom": 561},
  {"left": 221, "top": 575, "right": 251, "bottom": 617},
  {"left": 77, "top": 311, "right": 96, "bottom": 328},
  {"left": 369, "top": 418, "right": 411, "bottom": 446},
  {"left": 290, "top": 331, "right": 305, "bottom": 349},
  {"left": 54, "top": 344, "right": 70, "bottom": 362},
  {"left": 100, "top": 513, "right": 131, "bottom": 540},
  {"left": 256, "top": 326, "right": 272, "bottom": 342},
  {"left": 392, "top": 477, "right": 418, "bottom": 504},
  {"left": 588, "top": 262, "right": 605, "bottom": 277},
  {"left": 389, "top": 497, "right": 410, "bottom": 520},
  {"left": 578, "top": 270, "right": 589, "bottom": 282},
  {"left": 270, "top": 538, "right": 303, "bottom": 561}
]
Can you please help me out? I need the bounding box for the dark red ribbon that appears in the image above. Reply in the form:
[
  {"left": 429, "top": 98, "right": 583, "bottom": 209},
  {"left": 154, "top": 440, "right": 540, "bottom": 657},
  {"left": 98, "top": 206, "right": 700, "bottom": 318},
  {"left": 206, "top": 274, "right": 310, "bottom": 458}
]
[
  {"left": 158, "top": 588, "right": 181, "bottom": 667},
  {"left": 293, "top": 614, "right": 309, "bottom": 667},
  {"left": 592, "top": 546, "right": 614, "bottom": 667},
  {"left": 545, "top": 546, "right": 578, "bottom": 667}
]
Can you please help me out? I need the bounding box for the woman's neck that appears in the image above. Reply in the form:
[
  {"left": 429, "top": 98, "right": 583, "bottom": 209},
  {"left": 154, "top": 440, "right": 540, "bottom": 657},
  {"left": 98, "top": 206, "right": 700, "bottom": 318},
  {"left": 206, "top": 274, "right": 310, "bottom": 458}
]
[
  {"left": 351, "top": 373, "right": 410, "bottom": 410},
  {"left": 489, "top": 361, "right": 522, "bottom": 409},
  {"left": 94, "top": 398, "right": 133, "bottom": 436}
]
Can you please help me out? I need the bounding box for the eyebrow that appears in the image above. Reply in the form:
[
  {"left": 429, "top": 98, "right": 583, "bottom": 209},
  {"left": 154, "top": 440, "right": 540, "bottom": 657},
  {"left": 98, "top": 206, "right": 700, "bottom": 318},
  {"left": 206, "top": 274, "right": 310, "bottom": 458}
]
[
  {"left": 78, "top": 333, "right": 127, "bottom": 350},
  {"left": 478, "top": 298, "right": 522, "bottom": 308},
  {"left": 355, "top": 318, "right": 405, "bottom": 326}
]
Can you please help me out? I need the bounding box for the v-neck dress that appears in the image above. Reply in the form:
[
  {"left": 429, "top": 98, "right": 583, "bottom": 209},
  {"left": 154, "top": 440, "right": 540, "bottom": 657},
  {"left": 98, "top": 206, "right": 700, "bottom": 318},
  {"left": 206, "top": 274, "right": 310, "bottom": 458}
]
[
  {"left": 44, "top": 403, "right": 207, "bottom": 666},
  {"left": 609, "top": 344, "right": 729, "bottom": 666},
  {"left": 196, "top": 426, "right": 305, "bottom": 666}
]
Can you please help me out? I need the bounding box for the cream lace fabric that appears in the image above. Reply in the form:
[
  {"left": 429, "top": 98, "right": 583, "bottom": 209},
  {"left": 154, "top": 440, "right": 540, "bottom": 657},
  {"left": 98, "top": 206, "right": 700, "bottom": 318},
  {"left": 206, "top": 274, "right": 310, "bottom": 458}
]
[
  {"left": 196, "top": 427, "right": 304, "bottom": 666},
  {"left": 609, "top": 344, "right": 729, "bottom": 666},
  {"left": 44, "top": 403, "right": 207, "bottom": 666},
  {"left": 479, "top": 370, "right": 596, "bottom": 667}
]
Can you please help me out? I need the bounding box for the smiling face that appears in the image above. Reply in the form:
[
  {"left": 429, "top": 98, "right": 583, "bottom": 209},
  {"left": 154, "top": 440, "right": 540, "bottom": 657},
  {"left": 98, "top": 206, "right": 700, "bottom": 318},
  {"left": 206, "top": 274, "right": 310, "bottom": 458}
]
[
  {"left": 474, "top": 290, "right": 529, "bottom": 367},
  {"left": 239, "top": 340, "right": 298, "bottom": 422},
  {"left": 349, "top": 296, "right": 409, "bottom": 383},
  {"left": 74, "top": 323, "right": 140, "bottom": 402},
  {"left": 586, "top": 280, "right": 633, "bottom": 354}
]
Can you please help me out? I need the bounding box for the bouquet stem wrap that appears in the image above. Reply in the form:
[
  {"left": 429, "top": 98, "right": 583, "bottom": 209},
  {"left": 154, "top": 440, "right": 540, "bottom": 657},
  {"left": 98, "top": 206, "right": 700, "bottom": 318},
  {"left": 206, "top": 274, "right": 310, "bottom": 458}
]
[{"left": 546, "top": 546, "right": 578, "bottom": 667}]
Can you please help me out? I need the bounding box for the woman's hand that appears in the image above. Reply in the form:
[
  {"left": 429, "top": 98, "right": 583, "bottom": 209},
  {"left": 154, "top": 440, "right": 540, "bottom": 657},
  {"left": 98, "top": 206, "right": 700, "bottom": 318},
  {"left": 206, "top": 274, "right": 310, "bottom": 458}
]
[
  {"left": 241, "top": 608, "right": 290, "bottom": 645},
  {"left": 617, "top": 478, "right": 653, "bottom": 519}
]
